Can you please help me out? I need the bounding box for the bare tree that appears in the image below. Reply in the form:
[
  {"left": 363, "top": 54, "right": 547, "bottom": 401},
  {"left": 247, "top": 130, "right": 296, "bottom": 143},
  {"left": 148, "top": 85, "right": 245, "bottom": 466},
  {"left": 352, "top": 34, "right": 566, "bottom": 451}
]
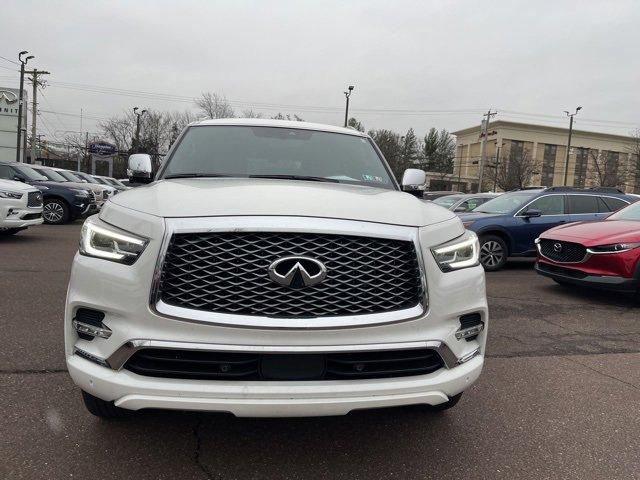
[
  {"left": 195, "top": 92, "right": 235, "bottom": 119},
  {"left": 240, "top": 109, "right": 263, "bottom": 118},
  {"left": 588, "top": 149, "right": 629, "bottom": 188},
  {"left": 495, "top": 147, "right": 540, "bottom": 191},
  {"left": 271, "top": 112, "right": 304, "bottom": 121}
]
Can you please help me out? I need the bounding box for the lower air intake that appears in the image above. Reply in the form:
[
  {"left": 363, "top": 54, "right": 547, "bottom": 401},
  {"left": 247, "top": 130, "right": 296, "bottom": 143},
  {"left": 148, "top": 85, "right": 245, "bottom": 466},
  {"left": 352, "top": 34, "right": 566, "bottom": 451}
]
[{"left": 124, "top": 348, "right": 444, "bottom": 381}]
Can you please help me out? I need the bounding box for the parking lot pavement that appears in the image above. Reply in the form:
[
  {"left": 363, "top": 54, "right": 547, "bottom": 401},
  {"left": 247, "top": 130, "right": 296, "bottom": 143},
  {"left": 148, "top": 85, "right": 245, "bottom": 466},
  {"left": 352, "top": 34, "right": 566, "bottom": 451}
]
[{"left": 1, "top": 224, "right": 639, "bottom": 480}]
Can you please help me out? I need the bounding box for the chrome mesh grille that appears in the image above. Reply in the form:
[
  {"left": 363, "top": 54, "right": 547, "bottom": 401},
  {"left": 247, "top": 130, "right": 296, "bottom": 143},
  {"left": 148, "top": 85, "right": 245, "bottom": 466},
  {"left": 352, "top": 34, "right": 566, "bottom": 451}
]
[
  {"left": 158, "top": 232, "right": 424, "bottom": 318},
  {"left": 27, "top": 191, "right": 43, "bottom": 207}
]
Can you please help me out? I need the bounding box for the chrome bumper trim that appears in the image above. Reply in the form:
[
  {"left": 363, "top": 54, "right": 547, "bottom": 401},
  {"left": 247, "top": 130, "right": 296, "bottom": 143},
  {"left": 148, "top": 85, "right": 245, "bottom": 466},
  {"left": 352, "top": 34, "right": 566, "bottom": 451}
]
[{"left": 97, "top": 339, "right": 468, "bottom": 371}]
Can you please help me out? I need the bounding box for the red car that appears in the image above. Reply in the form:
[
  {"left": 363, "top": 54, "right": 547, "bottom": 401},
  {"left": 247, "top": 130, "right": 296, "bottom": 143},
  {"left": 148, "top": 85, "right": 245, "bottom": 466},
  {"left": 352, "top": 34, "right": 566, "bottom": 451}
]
[{"left": 535, "top": 200, "right": 640, "bottom": 293}]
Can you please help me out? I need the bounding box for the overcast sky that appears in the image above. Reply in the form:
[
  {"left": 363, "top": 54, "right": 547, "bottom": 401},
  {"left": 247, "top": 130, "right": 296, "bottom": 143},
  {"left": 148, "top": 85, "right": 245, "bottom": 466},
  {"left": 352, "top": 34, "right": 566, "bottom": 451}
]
[{"left": 1, "top": 0, "right": 638, "bottom": 143}]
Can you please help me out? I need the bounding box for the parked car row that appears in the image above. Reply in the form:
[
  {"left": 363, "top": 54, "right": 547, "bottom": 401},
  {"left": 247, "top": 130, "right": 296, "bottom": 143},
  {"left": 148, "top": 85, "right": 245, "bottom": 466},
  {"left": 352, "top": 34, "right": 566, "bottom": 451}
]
[{"left": 0, "top": 161, "right": 130, "bottom": 234}]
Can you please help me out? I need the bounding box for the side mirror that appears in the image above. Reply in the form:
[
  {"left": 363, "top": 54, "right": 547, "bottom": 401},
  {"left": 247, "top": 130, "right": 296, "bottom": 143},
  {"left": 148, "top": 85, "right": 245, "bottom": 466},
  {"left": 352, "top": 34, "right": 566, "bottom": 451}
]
[
  {"left": 127, "top": 154, "right": 153, "bottom": 184},
  {"left": 522, "top": 208, "right": 542, "bottom": 218},
  {"left": 401, "top": 169, "right": 426, "bottom": 198},
  {"left": 454, "top": 205, "right": 468, "bottom": 213}
]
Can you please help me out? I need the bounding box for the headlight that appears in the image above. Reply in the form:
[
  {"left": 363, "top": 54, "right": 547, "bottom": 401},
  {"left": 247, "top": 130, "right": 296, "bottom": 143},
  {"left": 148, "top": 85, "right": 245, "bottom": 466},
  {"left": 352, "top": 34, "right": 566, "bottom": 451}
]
[
  {"left": 0, "top": 189, "right": 24, "bottom": 199},
  {"left": 587, "top": 242, "right": 640, "bottom": 254},
  {"left": 79, "top": 219, "right": 148, "bottom": 265},
  {"left": 431, "top": 231, "right": 480, "bottom": 272}
]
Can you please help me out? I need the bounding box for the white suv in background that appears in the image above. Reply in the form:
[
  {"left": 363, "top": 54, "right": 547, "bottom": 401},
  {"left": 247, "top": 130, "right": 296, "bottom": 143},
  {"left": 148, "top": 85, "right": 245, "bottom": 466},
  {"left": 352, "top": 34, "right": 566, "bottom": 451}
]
[
  {"left": 0, "top": 178, "right": 43, "bottom": 236},
  {"left": 65, "top": 119, "right": 488, "bottom": 419}
]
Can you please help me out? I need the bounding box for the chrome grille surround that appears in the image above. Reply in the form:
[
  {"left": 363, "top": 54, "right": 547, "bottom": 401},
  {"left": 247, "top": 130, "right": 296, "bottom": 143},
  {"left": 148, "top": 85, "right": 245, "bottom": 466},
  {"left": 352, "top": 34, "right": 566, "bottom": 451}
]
[{"left": 151, "top": 217, "right": 428, "bottom": 329}]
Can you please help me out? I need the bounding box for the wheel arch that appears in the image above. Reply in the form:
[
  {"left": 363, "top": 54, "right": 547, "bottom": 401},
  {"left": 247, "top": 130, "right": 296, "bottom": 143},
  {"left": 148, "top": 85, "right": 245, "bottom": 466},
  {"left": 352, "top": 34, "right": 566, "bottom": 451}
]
[{"left": 476, "top": 228, "right": 513, "bottom": 256}]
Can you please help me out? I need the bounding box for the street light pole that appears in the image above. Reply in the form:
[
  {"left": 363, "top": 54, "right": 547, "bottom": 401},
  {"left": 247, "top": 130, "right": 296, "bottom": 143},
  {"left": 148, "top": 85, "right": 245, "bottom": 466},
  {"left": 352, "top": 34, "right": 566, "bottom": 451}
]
[
  {"left": 343, "top": 85, "right": 354, "bottom": 127},
  {"left": 15, "top": 51, "right": 34, "bottom": 162},
  {"left": 562, "top": 106, "right": 582, "bottom": 186},
  {"left": 133, "top": 107, "right": 147, "bottom": 153}
]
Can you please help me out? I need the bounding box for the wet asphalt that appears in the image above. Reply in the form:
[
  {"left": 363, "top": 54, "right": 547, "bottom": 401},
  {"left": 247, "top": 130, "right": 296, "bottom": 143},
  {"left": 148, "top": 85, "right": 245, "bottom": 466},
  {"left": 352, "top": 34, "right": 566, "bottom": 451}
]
[{"left": 1, "top": 223, "right": 639, "bottom": 480}]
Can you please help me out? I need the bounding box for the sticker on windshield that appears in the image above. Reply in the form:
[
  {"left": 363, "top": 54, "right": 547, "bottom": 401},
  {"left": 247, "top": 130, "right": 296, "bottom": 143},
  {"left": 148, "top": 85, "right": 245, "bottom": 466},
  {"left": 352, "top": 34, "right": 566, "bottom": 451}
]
[{"left": 362, "top": 174, "right": 385, "bottom": 183}]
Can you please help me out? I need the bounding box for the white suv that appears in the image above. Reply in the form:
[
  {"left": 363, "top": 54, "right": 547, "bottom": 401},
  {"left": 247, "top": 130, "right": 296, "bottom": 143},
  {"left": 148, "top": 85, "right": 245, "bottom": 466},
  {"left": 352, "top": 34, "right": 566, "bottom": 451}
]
[
  {"left": 0, "top": 178, "right": 43, "bottom": 236},
  {"left": 65, "top": 119, "right": 488, "bottom": 418}
]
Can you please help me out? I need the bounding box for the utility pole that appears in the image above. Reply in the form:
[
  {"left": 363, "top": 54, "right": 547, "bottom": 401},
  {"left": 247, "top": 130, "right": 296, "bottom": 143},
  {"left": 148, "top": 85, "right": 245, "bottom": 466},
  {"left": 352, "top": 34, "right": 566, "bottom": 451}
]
[
  {"left": 478, "top": 109, "right": 497, "bottom": 192},
  {"left": 343, "top": 85, "right": 354, "bottom": 127},
  {"left": 562, "top": 106, "right": 582, "bottom": 186},
  {"left": 27, "top": 68, "right": 50, "bottom": 164},
  {"left": 15, "top": 51, "right": 34, "bottom": 162},
  {"left": 133, "top": 107, "right": 147, "bottom": 152}
]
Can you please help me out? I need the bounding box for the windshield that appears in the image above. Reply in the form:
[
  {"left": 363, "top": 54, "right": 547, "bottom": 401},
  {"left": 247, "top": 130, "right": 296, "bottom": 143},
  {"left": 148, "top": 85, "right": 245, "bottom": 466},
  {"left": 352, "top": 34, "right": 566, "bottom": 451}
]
[
  {"left": 94, "top": 177, "right": 109, "bottom": 185},
  {"left": 433, "top": 195, "right": 463, "bottom": 208},
  {"left": 14, "top": 165, "right": 48, "bottom": 181},
  {"left": 75, "top": 172, "right": 100, "bottom": 184},
  {"left": 475, "top": 191, "right": 537, "bottom": 214},
  {"left": 38, "top": 168, "right": 68, "bottom": 182},
  {"left": 161, "top": 125, "right": 395, "bottom": 189},
  {"left": 105, "top": 178, "right": 125, "bottom": 187},
  {"left": 58, "top": 171, "right": 84, "bottom": 182},
  {"left": 608, "top": 201, "right": 640, "bottom": 221}
]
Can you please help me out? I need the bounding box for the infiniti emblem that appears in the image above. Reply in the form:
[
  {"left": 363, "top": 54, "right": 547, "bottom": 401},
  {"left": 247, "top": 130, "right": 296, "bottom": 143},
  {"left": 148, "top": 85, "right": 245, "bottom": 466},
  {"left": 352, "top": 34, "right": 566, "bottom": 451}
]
[
  {"left": 0, "top": 90, "right": 18, "bottom": 104},
  {"left": 268, "top": 256, "right": 327, "bottom": 289},
  {"left": 553, "top": 242, "right": 563, "bottom": 252}
]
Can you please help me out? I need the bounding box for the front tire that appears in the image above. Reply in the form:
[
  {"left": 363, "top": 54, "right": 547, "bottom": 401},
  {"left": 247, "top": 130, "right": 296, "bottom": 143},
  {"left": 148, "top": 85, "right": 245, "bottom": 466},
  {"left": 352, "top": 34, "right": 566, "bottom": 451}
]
[
  {"left": 43, "top": 199, "right": 70, "bottom": 224},
  {"left": 81, "top": 391, "right": 129, "bottom": 419},
  {"left": 479, "top": 235, "right": 508, "bottom": 271}
]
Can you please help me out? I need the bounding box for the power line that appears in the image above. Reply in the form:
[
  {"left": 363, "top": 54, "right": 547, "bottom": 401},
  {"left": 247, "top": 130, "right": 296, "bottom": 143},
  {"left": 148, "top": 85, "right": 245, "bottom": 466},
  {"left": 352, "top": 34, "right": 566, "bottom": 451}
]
[{"left": 0, "top": 54, "right": 19, "bottom": 66}]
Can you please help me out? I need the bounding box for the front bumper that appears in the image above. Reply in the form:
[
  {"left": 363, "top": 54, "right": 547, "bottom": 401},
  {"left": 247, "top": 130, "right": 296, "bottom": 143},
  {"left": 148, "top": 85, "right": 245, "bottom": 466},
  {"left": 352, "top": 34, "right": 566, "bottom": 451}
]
[
  {"left": 68, "top": 345, "right": 483, "bottom": 417},
  {"left": 536, "top": 261, "right": 639, "bottom": 292},
  {"left": 0, "top": 203, "right": 43, "bottom": 229},
  {"left": 65, "top": 214, "right": 488, "bottom": 416}
]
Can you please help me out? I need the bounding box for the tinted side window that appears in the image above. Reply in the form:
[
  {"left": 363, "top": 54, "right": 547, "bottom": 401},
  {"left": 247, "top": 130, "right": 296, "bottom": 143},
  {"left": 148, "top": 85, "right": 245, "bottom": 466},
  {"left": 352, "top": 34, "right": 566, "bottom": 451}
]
[
  {"left": 602, "top": 197, "right": 628, "bottom": 212},
  {"left": 526, "top": 195, "right": 565, "bottom": 215},
  {"left": 0, "top": 165, "right": 13, "bottom": 179},
  {"left": 568, "top": 195, "right": 598, "bottom": 214}
]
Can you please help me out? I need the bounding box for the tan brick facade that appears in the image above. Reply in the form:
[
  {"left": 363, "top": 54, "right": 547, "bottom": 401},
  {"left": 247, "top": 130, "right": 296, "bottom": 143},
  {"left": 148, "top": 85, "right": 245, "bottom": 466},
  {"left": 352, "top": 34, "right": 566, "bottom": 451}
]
[{"left": 444, "top": 121, "right": 639, "bottom": 193}]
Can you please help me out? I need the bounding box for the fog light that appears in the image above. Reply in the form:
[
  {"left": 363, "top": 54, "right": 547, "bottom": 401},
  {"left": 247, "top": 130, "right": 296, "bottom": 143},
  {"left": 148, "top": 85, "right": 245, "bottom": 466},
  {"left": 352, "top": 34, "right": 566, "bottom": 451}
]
[
  {"left": 73, "top": 320, "right": 112, "bottom": 339},
  {"left": 455, "top": 324, "right": 484, "bottom": 340},
  {"left": 73, "top": 308, "right": 111, "bottom": 340},
  {"left": 456, "top": 313, "right": 484, "bottom": 341}
]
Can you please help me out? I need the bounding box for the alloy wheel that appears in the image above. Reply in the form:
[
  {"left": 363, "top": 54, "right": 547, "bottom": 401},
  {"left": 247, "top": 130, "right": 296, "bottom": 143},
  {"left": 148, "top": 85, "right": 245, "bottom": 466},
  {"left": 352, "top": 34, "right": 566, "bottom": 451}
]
[
  {"left": 43, "top": 202, "right": 64, "bottom": 223},
  {"left": 480, "top": 240, "right": 504, "bottom": 268}
]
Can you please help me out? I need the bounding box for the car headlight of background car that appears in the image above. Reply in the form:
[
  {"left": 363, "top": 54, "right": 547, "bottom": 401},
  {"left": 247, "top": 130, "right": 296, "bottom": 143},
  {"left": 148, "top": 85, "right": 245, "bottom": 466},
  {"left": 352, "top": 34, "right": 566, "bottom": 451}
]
[
  {"left": 0, "top": 189, "right": 24, "bottom": 199},
  {"left": 431, "top": 231, "right": 480, "bottom": 271},
  {"left": 79, "top": 218, "right": 148, "bottom": 265},
  {"left": 587, "top": 242, "right": 640, "bottom": 254}
]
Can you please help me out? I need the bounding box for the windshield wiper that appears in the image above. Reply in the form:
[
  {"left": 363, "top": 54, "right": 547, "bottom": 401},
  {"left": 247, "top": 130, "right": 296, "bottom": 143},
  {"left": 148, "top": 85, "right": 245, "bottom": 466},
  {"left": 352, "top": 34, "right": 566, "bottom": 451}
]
[
  {"left": 248, "top": 174, "right": 339, "bottom": 183},
  {"left": 163, "top": 173, "right": 234, "bottom": 179}
]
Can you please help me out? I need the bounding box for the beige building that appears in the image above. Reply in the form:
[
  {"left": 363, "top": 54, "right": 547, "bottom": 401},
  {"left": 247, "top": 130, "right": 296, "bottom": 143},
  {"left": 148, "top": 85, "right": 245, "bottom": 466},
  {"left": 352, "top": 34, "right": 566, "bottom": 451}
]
[{"left": 436, "top": 121, "right": 639, "bottom": 193}]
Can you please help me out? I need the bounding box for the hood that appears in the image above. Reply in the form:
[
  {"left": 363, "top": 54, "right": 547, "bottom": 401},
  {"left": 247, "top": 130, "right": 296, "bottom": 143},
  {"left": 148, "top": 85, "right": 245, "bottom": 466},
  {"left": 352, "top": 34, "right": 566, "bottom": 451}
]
[
  {"left": 0, "top": 178, "right": 37, "bottom": 193},
  {"left": 456, "top": 211, "right": 502, "bottom": 222},
  {"left": 542, "top": 220, "right": 640, "bottom": 246},
  {"left": 109, "top": 178, "right": 457, "bottom": 227}
]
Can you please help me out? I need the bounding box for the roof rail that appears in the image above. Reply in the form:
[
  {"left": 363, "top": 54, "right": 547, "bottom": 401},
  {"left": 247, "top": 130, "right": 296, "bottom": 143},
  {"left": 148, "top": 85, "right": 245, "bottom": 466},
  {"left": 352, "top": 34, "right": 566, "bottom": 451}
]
[{"left": 544, "top": 186, "right": 625, "bottom": 194}]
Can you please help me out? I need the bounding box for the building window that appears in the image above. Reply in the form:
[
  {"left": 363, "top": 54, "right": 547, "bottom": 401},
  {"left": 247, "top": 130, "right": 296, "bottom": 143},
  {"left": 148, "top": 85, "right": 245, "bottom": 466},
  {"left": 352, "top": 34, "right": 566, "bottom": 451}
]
[
  {"left": 573, "top": 148, "right": 588, "bottom": 187},
  {"left": 541, "top": 144, "right": 556, "bottom": 187}
]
